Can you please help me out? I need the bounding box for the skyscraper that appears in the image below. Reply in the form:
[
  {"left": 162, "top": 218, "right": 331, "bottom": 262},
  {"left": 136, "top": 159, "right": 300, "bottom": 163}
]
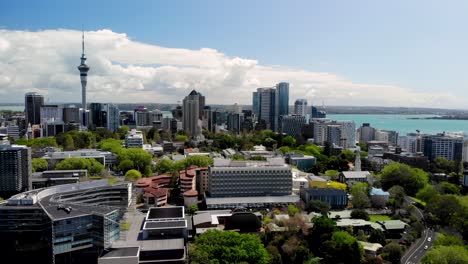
[
  {"left": 77, "top": 31, "right": 90, "bottom": 125},
  {"left": 275, "top": 82, "right": 289, "bottom": 131},
  {"left": 25, "top": 92, "right": 44, "bottom": 126},
  {"left": 0, "top": 134, "right": 32, "bottom": 197},
  {"left": 252, "top": 91, "right": 260, "bottom": 117},
  {"left": 183, "top": 90, "right": 202, "bottom": 138},
  {"left": 294, "top": 99, "right": 308, "bottom": 116},
  {"left": 253, "top": 82, "right": 290, "bottom": 132}
]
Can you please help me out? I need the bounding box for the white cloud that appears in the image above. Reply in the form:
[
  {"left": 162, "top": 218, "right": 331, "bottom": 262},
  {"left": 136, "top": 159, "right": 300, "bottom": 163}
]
[{"left": 0, "top": 28, "right": 464, "bottom": 108}]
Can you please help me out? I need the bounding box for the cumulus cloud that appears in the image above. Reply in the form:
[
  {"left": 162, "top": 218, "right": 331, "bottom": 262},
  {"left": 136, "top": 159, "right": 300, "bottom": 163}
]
[{"left": 0, "top": 28, "right": 464, "bottom": 108}]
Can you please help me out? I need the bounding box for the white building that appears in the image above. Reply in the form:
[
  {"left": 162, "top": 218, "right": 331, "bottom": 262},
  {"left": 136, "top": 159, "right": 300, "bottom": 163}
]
[{"left": 125, "top": 129, "right": 144, "bottom": 148}]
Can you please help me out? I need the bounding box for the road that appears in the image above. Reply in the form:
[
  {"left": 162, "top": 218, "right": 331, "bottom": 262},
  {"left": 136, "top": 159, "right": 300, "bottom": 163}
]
[{"left": 400, "top": 197, "right": 434, "bottom": 264}]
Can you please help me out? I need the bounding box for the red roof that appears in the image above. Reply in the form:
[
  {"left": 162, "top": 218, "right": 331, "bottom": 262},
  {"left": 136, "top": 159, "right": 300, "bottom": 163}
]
[{"left": 183, "top": 189, "right": 198, "bottom": 197}]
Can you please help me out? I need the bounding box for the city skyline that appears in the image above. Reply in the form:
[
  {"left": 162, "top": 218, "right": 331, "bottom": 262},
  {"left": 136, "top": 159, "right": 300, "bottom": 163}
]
[{"left": 2, "top": 1, "right": 468, "bottom": 108}]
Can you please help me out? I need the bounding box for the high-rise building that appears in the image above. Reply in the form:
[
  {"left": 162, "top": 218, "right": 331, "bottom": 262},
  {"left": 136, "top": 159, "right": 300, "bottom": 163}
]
[
  {"left": 0, "top": 135, "right": 31, "bottom": 197},
  {"left": 275, "top": 82, "right": 289, "bottom": 131},
  {"left": 311, "top": 105, "right": 326, "bottom": 118},
  {"left": 40, "top": 105, "right": 63, "bottom": 123},
  {"left": 25, "top": 92, "right": 44, "bottom": 126},
  {"left": 294, "top": 99, "right": 308, "bottom": 116},
  {"left": 227, "top": 112, "right": 244, "bottom": 134},
  {"left": 202, "top": 106, "right": 218, "bottom": 133},
  {"left": 182, "top": 90, "right": 202, "bottom": 138},
  {"left": 62, "top": 105, "right": 81, "bottom": 124},
  {"left": 423, "top": 133, "right": 463, "bottom": 161},
  {"left": 358, "top": 123, "right": 376, "bottom": 143},
  {"left": 89, "top": 103, "right": 120, "bottom": 131},
  {"left": 254, "top": 82, "right": 290, "bottom": 132},
  {"left": 327, "top": 125, "right": 343, "bottom": 146},
  {"left": 125, "top": 129, "right": 144, "bottom": 148},
  {"left": 252, "top": 91, "right": 260, "bottom": 117},
  {"left": 280, "top": 115, "right": 306, "bottom": 138},
  {"left": 77, "top": 31, "right": 90, "bottom": 126}
]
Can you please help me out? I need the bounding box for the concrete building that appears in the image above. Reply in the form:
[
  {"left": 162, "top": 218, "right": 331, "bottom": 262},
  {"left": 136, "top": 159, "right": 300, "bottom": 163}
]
[
  {"left": 227, "top": 112, "right": 244, "bottom": 134},
  {"left": 311, "top": 105, "right": 326, "bottom": 118},
  {"left": 327, "top": 124, "right": 342, "bottom": 146},
  {"left": 207, "top": 158, "right": 297, "bottom": 209},
  {"left": 101, "top": 207, "right": 187, "bottom": 264},
  {"left": 125, "top": 129, "right": 144, "bottom": 148},
  {"left": 383, "top": 150, "right": 429, "bottom": 170},
  {"left": 357, "top": 123, "right": 375, "bottom": 143},
  {"left": 0, "top": 135, "right": 32, "bottom": 197},
  {"left": 294, "top": 99, "right": 308, "bottom": 116},
  {"left": 339, "top": 171, "right": 371, "bottom": 186},
  {"left": 423, "top": 133, "right": 463, "bottom": 161},
  {"left": 0, "top": 180, "right": 131, "bottom": 264},
  {"left": 208, "top": 158, "right": 292, "bottom": 197},
  {"left": 182, "top": 90, "right": 203, "bottom": 139},
  {"left": 25, "top": 92, "right": 44, "bottom": 126}
]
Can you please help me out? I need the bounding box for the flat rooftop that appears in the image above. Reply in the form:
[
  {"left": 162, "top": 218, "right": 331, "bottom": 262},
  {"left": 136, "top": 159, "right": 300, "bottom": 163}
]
[
  {"left": 143, "top": 220, "right": 187, "bottom": 230},
  {"left": 147, "top": 206, "right": 184, "bottom": 220},
  {"left": 100, "top": 247, "right": 139, "bottom": 258}
]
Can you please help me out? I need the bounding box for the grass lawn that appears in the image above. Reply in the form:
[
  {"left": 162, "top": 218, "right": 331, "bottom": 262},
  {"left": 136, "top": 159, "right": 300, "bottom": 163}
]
[
  {"left": 369, "top": 215, "right": 392, "bottom": 222},
  {"left": 409, "top": 196, "right": 427, "bottom": 207}
]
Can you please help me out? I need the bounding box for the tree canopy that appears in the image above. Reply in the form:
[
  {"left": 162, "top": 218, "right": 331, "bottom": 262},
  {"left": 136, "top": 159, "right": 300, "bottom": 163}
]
[
  {"left": 189, "top": 230, "right": 269, "bottom": 264},
  {"left": 379, "top": 163, "right": 429, "bottom": 196},
  {"left": 422, "top": 246, "right": 468, "bottom": 264},
  {"left": 125, "top": 169, "right": 142, "bottom": 181},
  {"left": 32, "top": 158, "right": 48, "bottom": 172},
  {"left": 55, "top": 157, "right": 103, "bottom": 175}
]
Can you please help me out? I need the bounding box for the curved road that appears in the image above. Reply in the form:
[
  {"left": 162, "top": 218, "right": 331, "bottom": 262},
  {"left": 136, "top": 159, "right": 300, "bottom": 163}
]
[{"left": 400, "top": 198, "right": 435, "bottom": 264}]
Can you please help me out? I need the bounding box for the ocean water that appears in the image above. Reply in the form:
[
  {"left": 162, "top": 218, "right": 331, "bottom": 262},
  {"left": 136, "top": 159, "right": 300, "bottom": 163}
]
[{"left": 328, "top": 114, "right": 468, "bottom": 136}]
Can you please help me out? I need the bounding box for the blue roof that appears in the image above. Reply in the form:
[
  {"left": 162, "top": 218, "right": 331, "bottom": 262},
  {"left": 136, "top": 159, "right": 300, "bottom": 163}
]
[{"left": 370, "top": 188, "right": 389, "bottom": 196}]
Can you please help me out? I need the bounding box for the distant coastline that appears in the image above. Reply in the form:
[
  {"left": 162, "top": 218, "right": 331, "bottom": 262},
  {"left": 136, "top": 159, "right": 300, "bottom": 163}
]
[{"left": 407, "top": 115, "right": 468, "bottom": 120}]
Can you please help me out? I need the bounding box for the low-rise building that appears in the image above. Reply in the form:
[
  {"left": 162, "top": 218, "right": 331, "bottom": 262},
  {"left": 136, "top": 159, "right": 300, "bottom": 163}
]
[
  {"left": 370, "top": 187, "right": 390, "bottom": 208},
  {"left": 359, "top": 241, "right": 383, "bottom": 257},
  {"left": 300, "top": 188, "right": 348, "bottom": 209},
  {"left": 102, "top": 207, "right": 187, "bottom": 263},
  {"left": 339, "top": 171, "right": 371, "bottom": 186},
  {"left": 287, "top": 153, "right": 316, "bottom": 172},
  {"left": 125, "top": 129, "right": 144, "bottom": 148}
]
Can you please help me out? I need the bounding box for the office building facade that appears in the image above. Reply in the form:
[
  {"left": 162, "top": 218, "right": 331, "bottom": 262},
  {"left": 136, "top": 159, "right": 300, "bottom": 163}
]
[
  {"left": 0, "top": 180, "right": 131, "bottom": 264},
  {"left": 280, "top": 114, "right": 306, "bottom": 138},
  {"left": 25, "top": 92, "right": 44, "bottom": 126},
  {"left": 208, "top": 158, "right": 292, "bottom": 197},
  {"left": 423, "top": 133, "right": 463, "bottom": 161},
  {"left": 294, "top": 99, "right": 308, "bottom": 116},
  {"left": 182, "top": 90, "right": 203, "bottom": 139},
  {"left": 0, "top": 137, "right": 32, "bottom": 197}
]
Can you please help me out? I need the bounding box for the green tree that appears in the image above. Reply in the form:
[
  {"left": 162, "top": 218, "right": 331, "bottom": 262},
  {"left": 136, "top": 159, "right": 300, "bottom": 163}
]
[
  {"left": 324, "top": 170, "right": 340, "bottom": 180},
  {"left": 416, "top": 184, "right": 439, "bottom": 203},
  {"left": 439, "top": 182, "right": 460, "bottom": 195},
  {"left": 62, "top": 134, "right": 75, "bottom": 150},
  {"left": 422, "top": 246, "right": 468, "bottom": 264},
  {"left": 116, "top": 125, "right": 130, "bottom": 139},
  {"left": 189, "top": 230, "right": 269, "bottom": 264},
  {"left": 144, "top": 165, "right": 153, "bottom": 177},
  {"left": 308, "top": 216, "right": 337, "bottom": 251},
  {"left": 118, "top": 148, "right": 152, "bottom": 173},
  {"left": 381, "top": 242, "right": 403, "bottom": 264},
  {"left": 154, "top": 159, "right": 176, "bottom": 174},
  {"left": 188, "top": 204, "right": 199, "bottom": 215},
  {"left": 321, "top": 231, "right": 363, "bottom": 264},
  {"left": 32, "top": 158, "right": 48, "bottom": 172},
  {"left": 350, "top": 182, "right": 370, "bottom": 208},
  {"left": 55, "top": 158, "right": 103, "bottom": 175},
  {"left": 350, "top": 209, "right": 370, "bottom": 221},
  {"left": 287, "top": 204, "right": 300, "bottom": 216},
  {"left": 282, "top": 135, "right": 296, "bottom": 147},
  {"left": 388, "top": 185, "right": 406, "bottom": 211},
  {"left": 426, "top": 194, "right": 464, "bottom": 227},
  {"left": 430, "top": 157, "right": 456, "bottom": 174},
  {"left": 125, "top": 169, "right": 142, "bottom": 181},
  {"left": 175, "top": 134, "right": 188, "bottom": 142},
  {"left": 98, "top": 138, "right": 123, "bottom": 154},
  {"left": 118, "top": 159, "right": 134, "bottom": 173},
  {"left": 306, "top": 200, "right": 331, "bottom": 215},
  {"left": 379, "top": 163, "right": 429, "bottom": 196},
  {"left": 434, "top": 233, "right": 464, "bottom": 247},
  {"left": 368, "top": 229, "right": 386, "bottom": 245}
]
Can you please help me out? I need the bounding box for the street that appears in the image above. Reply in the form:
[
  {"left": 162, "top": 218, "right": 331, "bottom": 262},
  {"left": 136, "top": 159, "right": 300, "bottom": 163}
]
[{"left": 400, "top": 197, "right": 434, "bottom": 264}]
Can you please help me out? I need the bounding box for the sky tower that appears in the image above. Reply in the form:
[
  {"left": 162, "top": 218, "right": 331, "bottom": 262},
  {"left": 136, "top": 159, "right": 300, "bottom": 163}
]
[{"left": 77, "top": 30, "right": 90, "bottom": 121}]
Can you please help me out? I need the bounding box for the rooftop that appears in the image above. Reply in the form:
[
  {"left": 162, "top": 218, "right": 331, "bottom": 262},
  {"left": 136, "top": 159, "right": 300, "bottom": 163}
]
[
  {"left": 340, "top": 171, "right": 371, "bottom": 179},
  {"left": 100, "top": 247, "right": 140, "bottom": 258},
  {"left": 370, "top": 188, "right": 390, "bottom": 196}
]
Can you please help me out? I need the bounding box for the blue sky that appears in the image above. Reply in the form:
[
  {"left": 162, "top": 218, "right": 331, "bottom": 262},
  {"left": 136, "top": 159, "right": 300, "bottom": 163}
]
[{"left": 1, "top": 0, "right": 468, "bottom": 107}]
